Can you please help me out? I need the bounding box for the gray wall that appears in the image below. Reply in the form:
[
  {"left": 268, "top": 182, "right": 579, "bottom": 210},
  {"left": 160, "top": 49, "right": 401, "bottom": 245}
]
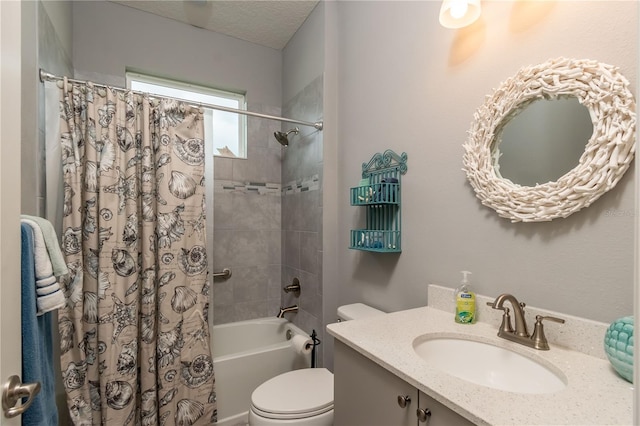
[
  {"left": 327, "top": 0, "right": 637, "bottom": 350},
  {"left": 281, "top": 2, "right": 325, "bottom": 364},
  {"left": 282, "top": 1, "right": 325, "bottom": 105},
  {"left": 321, "top": 0, "right": 340, "bottom": 370},
  {"left": 72, "top": 2, "right": 282, "bottom": 105},
  {"left": 280, "top": 75, "right": 324, "bottom": 360},
  {"left": 21, "top": 0, "right": 40, "bottom": 217}
]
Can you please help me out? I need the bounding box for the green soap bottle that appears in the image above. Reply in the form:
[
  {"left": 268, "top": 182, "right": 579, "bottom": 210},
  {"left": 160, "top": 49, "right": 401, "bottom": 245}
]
[{"left": 454, "top": 270, "right": 476, "bottom": 324}]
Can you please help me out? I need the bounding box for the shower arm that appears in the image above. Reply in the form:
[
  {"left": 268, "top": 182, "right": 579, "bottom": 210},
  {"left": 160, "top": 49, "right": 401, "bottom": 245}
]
[{"left": 39, "top": 69, "right": 324, "bottom": 131}]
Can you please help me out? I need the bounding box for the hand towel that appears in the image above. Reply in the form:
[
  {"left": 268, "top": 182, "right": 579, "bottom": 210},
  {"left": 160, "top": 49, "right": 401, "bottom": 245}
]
[
  {"left": 21, "top": 223, "right": 59, "bottom": 426},
  {"left": 20, "top": 219, "right": 65, "bottom": 314},
  {"left": 20, "top": 215, "right": 68, "bottom": 278}
]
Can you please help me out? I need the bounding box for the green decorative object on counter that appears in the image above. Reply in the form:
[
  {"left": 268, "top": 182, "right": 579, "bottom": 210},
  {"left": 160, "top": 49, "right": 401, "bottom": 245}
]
[{"left": 603, "top": 316, "right": 634, "bottom": 383}]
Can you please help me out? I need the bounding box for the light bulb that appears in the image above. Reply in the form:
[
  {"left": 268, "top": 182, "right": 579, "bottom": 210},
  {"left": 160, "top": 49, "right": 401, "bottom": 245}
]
[
  {"left": 449, "top": 0, "right": 468, "bottom": 19},
  {"left": 439, "top": 0, "right": 481, "bottom": 29}
]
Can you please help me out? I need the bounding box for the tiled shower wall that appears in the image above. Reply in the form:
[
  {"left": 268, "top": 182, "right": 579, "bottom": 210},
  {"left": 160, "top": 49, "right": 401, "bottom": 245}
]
[
  {"left": 212, "top": 104, "right": 285, "bottom": 324},
  {"left": 211, "top": 76, "right": 325, "bottom": 364},
  {"left": 281, "top": 75, "right": 324, "bottom": 364}
]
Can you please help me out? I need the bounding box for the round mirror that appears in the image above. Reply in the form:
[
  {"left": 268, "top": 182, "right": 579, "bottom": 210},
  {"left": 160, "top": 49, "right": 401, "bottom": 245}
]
[
  {"left": 494, "top": 97, "right": 593, "bottom": 187},
  {"left": 463, "top": 57, "right": 636, "bottom": 223}
]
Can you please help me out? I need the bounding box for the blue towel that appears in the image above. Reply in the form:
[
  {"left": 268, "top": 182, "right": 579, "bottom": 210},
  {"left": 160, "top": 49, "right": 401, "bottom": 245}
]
[{"left": 21, "top": 223, "right": 58, "bottom": 426}]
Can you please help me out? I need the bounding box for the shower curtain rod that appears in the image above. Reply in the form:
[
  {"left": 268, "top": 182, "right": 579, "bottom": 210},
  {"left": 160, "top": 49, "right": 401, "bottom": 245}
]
[{"left": 39, "top": 69, "right": 324, "bottom": 131}]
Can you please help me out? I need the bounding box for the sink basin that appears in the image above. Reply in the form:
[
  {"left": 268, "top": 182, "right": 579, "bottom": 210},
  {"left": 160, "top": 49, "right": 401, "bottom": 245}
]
[{"left": 412, "top": 335, "right": 567, "bottom": 394}]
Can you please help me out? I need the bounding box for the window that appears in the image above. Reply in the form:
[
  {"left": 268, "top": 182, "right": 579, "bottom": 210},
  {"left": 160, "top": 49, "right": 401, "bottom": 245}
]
[{"left": 126, "top": 71, "right": 247, "bottom": 158}]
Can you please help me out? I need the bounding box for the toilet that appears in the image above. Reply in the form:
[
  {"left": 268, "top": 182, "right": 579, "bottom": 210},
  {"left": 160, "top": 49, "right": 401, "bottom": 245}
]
[{"left": 248, "top": 303, "right": 385, "bottom": 425}]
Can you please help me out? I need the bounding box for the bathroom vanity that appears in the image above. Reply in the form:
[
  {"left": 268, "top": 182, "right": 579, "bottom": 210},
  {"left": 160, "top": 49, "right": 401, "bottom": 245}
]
[
  {"left": 327, "top": 286, "right": 633, "bottom": 425},
  {"left": 334, "top": 340, "right": 473, "bottom": 425}
]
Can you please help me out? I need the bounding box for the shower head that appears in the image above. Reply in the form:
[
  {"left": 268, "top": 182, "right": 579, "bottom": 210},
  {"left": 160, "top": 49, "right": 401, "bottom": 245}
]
[{"left": 274, "top": 127, "right": 299, "bottom": 147}]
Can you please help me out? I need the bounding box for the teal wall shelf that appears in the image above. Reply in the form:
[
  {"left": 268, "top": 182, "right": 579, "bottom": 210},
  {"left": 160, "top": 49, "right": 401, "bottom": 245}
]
[{"left": 349, "top": 149, "right": 408, "bottom": 253}]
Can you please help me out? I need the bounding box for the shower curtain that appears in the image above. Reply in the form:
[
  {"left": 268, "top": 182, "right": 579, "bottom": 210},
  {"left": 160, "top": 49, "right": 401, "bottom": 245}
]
[{"left": 56, "top": 78, "right": 216, "bottom": 425}]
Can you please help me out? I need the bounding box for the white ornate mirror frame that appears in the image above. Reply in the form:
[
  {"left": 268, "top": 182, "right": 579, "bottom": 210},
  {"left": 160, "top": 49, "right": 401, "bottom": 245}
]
[{"left": 463, "top": 57, "right": 636, "bottom": 222}]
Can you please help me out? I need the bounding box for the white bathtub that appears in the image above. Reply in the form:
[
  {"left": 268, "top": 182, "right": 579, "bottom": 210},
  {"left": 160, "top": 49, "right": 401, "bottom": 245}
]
[{"left": 212, "top": 317, "right": 312, "bottom": 426}]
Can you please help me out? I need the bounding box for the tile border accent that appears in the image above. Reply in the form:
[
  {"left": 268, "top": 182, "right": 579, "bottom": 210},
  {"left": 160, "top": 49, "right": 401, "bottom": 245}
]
[
  {"left": 282, "top": 174, "right": 320, "bottom": 195},
  {"left": 214, "top": 179, "right": 281, "bottom": 195},
  {"left": 214, "top": 175, "right": 321, "bottom": 196}
]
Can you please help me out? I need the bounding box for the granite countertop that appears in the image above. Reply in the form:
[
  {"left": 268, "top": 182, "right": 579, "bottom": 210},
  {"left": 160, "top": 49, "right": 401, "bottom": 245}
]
[{"left": 327, "top": 306, "right": 633, "bottom": 425}]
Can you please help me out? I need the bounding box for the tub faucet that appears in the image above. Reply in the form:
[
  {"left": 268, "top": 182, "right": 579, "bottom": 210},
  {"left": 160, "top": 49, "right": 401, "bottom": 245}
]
[
  {"left": 277, "top": 305, "right": 298, "bottom": 318},
  {"left": 487, "top": 293, "right": 565, "bottom": 350}
]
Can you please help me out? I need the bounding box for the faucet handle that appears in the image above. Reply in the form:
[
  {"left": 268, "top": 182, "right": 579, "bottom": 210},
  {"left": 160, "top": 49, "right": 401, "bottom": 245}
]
[
  {"left": 283, "top": 278, "right": 301, "bottom": 296},
  {"left": 499, "top": 307, "right": 514, "bottom": 334},
  {"left": 486, "top": 302, "right": 514, "bottom": 333},
  {"left": 531, "top": 315, "right": 565, "bottom": 350},
  {"left": 538, "top": 315, "right": 565, "bottom": 324}
]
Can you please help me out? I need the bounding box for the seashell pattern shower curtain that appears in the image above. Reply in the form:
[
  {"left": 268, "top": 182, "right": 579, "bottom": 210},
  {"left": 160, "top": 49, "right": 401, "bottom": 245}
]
[{"left": 56, "top": 78, "right": 216, "bottom": 425}]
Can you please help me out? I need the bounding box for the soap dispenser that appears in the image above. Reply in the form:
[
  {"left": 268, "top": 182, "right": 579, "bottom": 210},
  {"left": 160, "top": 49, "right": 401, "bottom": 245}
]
[{"left": 454, "top": 271, "right": 476, "bottom": 324}]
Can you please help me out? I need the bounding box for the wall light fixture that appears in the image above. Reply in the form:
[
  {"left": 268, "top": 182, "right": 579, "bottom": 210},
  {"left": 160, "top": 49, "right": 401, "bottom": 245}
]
[{"left": 439, "top": 0, "right": 482, "bottom": 29}]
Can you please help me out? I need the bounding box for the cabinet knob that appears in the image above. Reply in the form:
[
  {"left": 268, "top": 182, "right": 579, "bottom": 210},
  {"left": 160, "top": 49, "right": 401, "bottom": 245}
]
[
  {"left": 397, "top": 395, "right": 411, "bottom": 408},
  {"left": 417, "top": 408, "right": 431, "bottom": 423}
]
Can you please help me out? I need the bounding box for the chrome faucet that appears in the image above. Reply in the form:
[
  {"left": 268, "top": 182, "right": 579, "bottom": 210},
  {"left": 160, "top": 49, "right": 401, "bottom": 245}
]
[
  {"left": 277, "top": 305, "right": 298, "bottom": 318},
  {"left": 487, "top": 294, "right": 565, "bottom": 350}
]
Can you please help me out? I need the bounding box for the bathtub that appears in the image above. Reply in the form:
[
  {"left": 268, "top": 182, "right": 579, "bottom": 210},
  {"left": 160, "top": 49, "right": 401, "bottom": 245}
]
[{"left": 212, "top": 317, "right": 312, "bottom": 426}]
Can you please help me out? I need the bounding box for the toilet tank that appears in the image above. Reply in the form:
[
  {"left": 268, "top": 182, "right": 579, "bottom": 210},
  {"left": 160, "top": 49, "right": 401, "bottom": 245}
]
[{"left": 336, "top": 303, "right": 385, "bottom": 321}]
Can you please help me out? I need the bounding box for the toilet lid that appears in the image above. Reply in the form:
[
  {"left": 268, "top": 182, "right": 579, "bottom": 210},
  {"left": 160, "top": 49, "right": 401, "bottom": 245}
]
[{"left": 251, "top": 368, "right": 334, "bottom": 419}]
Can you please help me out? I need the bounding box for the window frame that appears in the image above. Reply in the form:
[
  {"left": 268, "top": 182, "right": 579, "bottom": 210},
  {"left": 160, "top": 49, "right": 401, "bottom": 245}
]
[{"left": 126, "top": 71, "right": 247, "bottom": 159}]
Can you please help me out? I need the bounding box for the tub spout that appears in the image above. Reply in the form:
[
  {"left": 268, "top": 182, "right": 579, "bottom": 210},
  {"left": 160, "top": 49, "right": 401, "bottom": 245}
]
[{"left": 277, "top": 305, "right": 298, "bottom": 318}]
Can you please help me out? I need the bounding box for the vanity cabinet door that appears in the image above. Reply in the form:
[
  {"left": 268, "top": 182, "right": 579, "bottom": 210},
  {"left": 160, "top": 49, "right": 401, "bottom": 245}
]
[
  {"left": 334, "top": 341, "right": 417, "bottom": 426},
  {"left": 417, "top": 391, "right": 475, "bottom": 426}
]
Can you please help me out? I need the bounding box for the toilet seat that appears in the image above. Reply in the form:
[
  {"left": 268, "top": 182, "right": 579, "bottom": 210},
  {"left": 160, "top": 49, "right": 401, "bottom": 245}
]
[{"left": 250, "top": 368, "right": 334, "bottom": 420}]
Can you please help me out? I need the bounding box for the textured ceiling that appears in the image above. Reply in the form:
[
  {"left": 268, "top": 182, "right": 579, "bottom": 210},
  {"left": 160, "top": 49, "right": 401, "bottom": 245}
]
[{"left": 112, "top": 0, "right": 319, "bottom": 50}]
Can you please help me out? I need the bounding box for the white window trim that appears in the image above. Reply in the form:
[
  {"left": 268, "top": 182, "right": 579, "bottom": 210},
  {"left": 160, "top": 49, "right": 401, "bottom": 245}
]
[{"left": 126, "top": 71, "right": 247, "bottom": 159}]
